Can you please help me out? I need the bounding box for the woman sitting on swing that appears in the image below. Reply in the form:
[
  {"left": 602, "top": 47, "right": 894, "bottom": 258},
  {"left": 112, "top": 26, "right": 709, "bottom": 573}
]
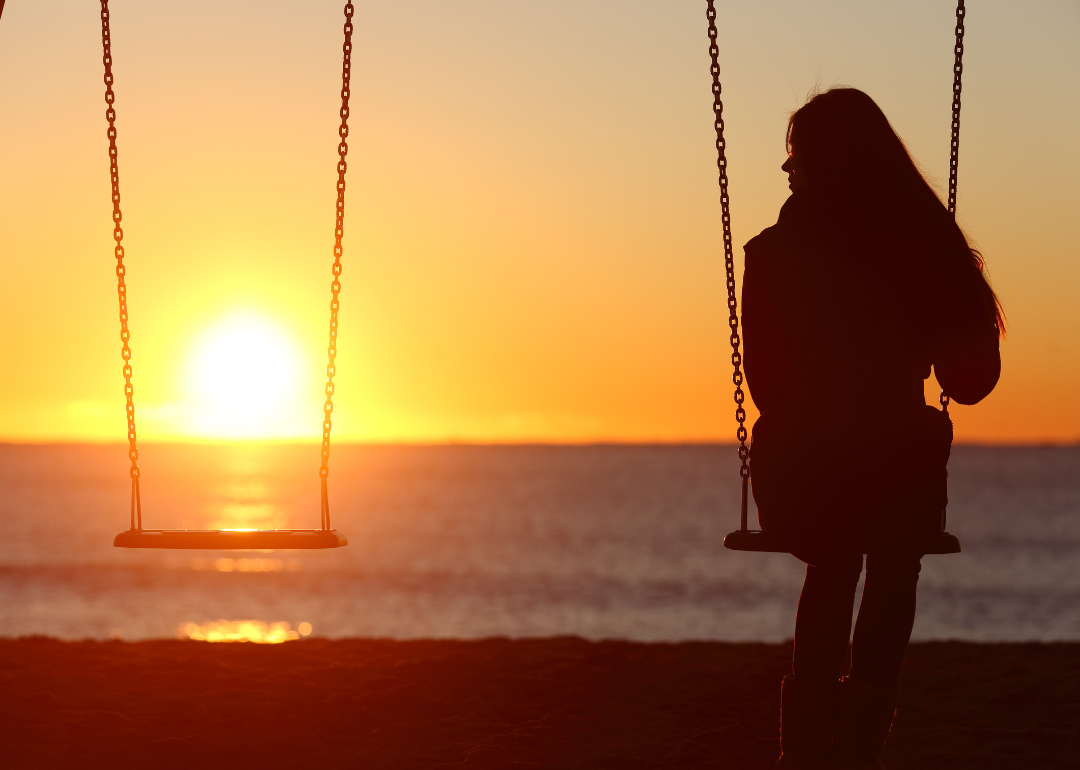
[{"left": 741, "top": 88, "right": 1003, "bottom": 769}]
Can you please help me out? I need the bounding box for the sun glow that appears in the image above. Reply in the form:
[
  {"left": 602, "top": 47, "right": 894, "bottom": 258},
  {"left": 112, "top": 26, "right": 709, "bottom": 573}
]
[
  {"left": 178, "top": 620, "right": 312, "bottom": 643},
  {"left": 183, "top": 311, "right": 316, "bottom": 439}
]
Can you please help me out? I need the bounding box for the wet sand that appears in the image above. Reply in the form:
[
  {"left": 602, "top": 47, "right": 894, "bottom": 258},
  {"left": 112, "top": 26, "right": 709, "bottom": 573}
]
[{"left": 0, "top": 638, "right": 1076, "bottom": 769}]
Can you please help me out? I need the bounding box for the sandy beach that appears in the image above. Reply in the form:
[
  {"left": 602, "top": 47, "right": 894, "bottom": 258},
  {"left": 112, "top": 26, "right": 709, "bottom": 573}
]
[{"left": 0, "top": 638, "right": 1075, "bottom": 769}]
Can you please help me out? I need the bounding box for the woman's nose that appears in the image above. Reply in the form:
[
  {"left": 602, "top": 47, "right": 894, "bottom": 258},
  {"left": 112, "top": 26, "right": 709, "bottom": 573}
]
[{"left": 781, "top": 157, "right": 794, "bottom": 173}]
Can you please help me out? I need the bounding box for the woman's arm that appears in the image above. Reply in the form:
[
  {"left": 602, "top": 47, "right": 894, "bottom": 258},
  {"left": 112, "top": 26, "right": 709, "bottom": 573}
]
[
  {"left": 932, "top": 261, "right": 1002, "bottom": 406},
  {"left": 935, "top": 328, "right": 1000, "bottom": 405},
  {"left": 742, "top": 231, "right": 789, "bottom": 415}
]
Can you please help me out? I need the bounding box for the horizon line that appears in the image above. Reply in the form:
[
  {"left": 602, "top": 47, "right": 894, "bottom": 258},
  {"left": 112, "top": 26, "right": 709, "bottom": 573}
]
[{"left": 1, "top": 439, "right": 1077, "bottom": 449}]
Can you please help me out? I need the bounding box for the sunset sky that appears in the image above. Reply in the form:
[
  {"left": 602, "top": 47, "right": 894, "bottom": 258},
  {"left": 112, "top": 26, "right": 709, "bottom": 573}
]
[{"left": 0, "top": 0, "right": 1077, "bottom": 444}]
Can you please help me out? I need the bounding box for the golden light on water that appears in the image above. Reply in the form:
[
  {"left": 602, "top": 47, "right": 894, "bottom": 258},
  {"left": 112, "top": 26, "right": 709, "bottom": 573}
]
[
  {"left": 182, "top": 311, "right": 314, "bottom": 440},
  {"left": 179, "top": 620, "right": 313, "bottom": 644},
  {"left": 208, "top": 506, "right": 287, "bottom": 532},
  {"left": 189, "top": 557, "right": 302, "bottom": 573}
]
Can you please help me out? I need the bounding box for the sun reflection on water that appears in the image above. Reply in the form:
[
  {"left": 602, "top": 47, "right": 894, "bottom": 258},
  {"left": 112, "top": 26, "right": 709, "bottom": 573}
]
[
  {"left": 179, "top": 620, "right": 312, "bottom": 643},
  {"left": 189, "top": 557, "right": 302, "bottom": 572},
  {"left": 209, "top": 502, "right": 286, "bottom": 531}
]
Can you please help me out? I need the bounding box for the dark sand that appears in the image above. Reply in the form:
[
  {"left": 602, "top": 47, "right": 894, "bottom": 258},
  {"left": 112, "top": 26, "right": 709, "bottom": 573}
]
[{"left": 0, "top": 638, "right": 1076, "bottom": 769}]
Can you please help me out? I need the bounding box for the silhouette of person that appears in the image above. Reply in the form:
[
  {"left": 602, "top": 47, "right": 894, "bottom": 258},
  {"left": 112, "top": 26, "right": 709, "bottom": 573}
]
[{"left": 741, "top": 88, "right": 1002, "bottom": 769}]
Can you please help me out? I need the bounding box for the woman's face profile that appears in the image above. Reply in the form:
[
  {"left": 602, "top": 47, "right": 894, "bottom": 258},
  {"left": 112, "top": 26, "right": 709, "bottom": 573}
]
[{"left": 782, "top": 153, "right": 807, "bottom": 192}]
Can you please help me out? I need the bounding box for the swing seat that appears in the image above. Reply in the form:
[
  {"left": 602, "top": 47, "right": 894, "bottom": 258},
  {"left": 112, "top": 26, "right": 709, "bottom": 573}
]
[
  {"left": 723, "top": 529, "right": 961, "bottom": 554},
  {"left": 113, "top": 529, "right": 348, "bottom": 550}
]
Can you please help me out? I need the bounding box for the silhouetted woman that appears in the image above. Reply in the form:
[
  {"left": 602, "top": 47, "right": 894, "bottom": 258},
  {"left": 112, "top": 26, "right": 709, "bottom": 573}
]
[{"left": 741, "top": 88, "right": 1002, "bottom": 769}]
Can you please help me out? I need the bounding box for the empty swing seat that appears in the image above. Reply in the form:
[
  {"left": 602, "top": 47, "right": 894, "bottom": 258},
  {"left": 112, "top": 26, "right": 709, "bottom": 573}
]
[
  {"left": 113, "top": 529, "right": 348, "bottom": 550},
  {"left": 97, "top": 1, "right": 357, "bottom": 554},
  {"left": 723, "top": 529, "right": 961, "bottom": 554}
]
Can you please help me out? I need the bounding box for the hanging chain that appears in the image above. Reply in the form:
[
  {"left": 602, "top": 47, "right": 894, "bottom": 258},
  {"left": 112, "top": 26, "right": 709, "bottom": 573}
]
[
  {"left": 319, "top": 1, "right": 355, "bottom": 530},
  {"left": 941, "top": 0, "right": 966, "bottom": 414},
  {"left": 100, "top": 0, "right": 142, "bottom": 530},
  {"left": 705, "top": 1, "right": 750, "bottom": 529},
  {"left": 947, "top": 0, "right": 965, "bottom": 218}
]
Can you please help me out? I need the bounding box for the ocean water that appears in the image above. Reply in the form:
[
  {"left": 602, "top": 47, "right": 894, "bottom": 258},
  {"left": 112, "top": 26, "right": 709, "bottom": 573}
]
[{"left": 0, "top": 443, "right": 1077, "bottom": 642}]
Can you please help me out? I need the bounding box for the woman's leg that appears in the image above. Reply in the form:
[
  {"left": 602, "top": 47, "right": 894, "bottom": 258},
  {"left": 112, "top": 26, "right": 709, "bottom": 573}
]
[
  {"left": 832, "top": 550, "right": 924, "bottom": 766},
  {"left": 849, "top": 551, "right": 923, "bottom": 689},
  {"left": 791, "top": 550, "right": 864, "bottom": 682},
  {"left": 776, "top": 551, "right": 863, "bottom": 766}
]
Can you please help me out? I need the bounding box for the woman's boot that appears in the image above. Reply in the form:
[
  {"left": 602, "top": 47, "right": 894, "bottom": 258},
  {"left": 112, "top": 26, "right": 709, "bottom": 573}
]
[
  {"left": 775, "top": 674, "right": 840, "bottom": 768},
  {"left": 831, "top": 676, "right": 899, "bottom": 769}
]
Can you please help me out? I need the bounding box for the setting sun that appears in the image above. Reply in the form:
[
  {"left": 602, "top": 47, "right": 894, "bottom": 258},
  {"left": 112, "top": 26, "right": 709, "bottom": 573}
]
[{"left": 182, "top": 311, "right": 315, "bottom": 440}]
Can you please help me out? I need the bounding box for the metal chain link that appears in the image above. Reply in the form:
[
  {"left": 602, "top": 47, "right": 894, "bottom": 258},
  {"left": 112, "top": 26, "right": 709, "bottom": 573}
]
[
  {"left": 100, "top": 0, "right": 142, "bottom": 530},
  {"left": 947, "top": 0, "right": 965, "bottom": 218},
  {"left": 319, "top": 1, "right": 355, "bottom": 530},
  {"left": 705, "top": 1, "right": 750, "bottom": 530},
  {"left": 941, "top": 0, "right": 966, "bottom": 414}
]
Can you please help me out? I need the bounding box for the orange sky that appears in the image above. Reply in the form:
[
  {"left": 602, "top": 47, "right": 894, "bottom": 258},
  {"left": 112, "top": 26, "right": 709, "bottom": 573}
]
[{"left": 0, "top": 0, "right": 1077, "bottom": 444}]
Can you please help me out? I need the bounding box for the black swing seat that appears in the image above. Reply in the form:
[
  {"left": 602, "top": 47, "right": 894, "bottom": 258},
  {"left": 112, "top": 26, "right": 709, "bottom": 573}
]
[
  {"left": 113, "top": 529, "right": 348, "bottom": 550},
  {"left": 724, "top": 529, "right": 961, "bottom": 555}
]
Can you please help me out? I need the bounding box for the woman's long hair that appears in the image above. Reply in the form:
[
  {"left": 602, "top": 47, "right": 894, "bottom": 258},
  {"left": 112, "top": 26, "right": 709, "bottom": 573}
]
[{"left": 787, "top": 87, "right": 1004, "bottom": 334}]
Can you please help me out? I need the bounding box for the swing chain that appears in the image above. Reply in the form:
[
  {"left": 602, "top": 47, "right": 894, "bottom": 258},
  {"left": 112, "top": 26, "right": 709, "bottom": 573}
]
[
  {"left": 100, "top": 0, "right": 142, "bottom": 530},
  {"left": 947, "top": 0, "right": 965, "bottom": 218},
  {"left": 319, "top": 1, "right": 355, "bottom": 529},
  {"left": 941, "top": 0, "right": 966, "bottom": 413},
  {"left": 706, "top": 2, "right": 750, "bottom": 524}
]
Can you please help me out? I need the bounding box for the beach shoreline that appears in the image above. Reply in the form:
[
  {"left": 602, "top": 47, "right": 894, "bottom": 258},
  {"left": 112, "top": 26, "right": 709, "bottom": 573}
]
[{"left": 1, "top": 637, "right": 1075, "bottom": 769}]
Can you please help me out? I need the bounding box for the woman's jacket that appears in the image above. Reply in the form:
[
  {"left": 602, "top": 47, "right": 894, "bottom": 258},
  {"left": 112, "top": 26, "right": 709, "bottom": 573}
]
[{"left": 741, "top": 190, "right": 1000, "bottom": 551}]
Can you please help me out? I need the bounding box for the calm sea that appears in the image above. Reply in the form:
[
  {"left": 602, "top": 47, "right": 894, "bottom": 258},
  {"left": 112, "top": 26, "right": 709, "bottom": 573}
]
[{"left": 0, "top": 444, "right": 1077, "bottom": 642}]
